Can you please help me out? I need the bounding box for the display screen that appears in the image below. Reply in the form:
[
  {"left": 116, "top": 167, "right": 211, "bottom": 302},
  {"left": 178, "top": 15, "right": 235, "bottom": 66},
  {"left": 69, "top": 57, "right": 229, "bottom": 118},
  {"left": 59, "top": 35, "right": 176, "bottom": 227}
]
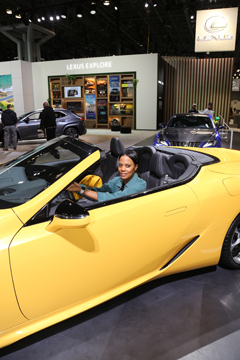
[
  {"left": 67, "top": 102, "right": 82, "bottom": 111},
  {"left": 64, "top": 86, "right": 81, "bottom": 98}
]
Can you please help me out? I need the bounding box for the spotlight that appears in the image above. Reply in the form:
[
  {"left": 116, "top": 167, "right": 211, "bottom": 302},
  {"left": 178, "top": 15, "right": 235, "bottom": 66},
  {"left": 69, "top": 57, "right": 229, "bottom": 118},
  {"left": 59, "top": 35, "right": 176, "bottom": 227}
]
[
  {"left": 15, "top": 12, "right": 21, "bottom": 19},
  {"left": 145, "top": 1, "right": 149, "bottom": 8},
  {"left": 76, "top": 5, "right": 83, "bottom": 18},
  {"left": 152, "top": 0, "right": 157, "bottom": 7},
  {"left": 37, "top": 17, "right": 41, "bottom": 22},
  {"left": 103, "top": 0, "right": 110, "bottom": 5},
  {"left": 50, "top": 15, "right": 54, "bottom": 21},
  {"left": 190, "top": 15, "right": 194, "bottom": 19},
  {"left": 55, "top": 9, "right": 61, "bottom": 20},
  {"left": 90, "top": 2, "right": 96, "bottom": 15},
  {"left": 41, "top": 15, "right": 45, "bottom": 20},
  {"left": 6, "top": 9, "right": 12, "bottom": 14},
  {"left": 115, "top": 6, "right": 118, "bottom": 10},
  {"left": 61, "top": 7, "right": 67, "bottom": 18}
]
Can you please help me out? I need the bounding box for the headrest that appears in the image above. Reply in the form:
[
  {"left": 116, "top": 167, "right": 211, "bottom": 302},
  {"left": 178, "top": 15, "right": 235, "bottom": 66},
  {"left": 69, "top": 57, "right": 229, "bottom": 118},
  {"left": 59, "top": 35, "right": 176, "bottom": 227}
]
[
  {"left": 168, "top": 154, "right": 190, "bottom": 178},
  {"left": 149, "top": 153, "right": 172, "bottom": 178},
  {"left": 110, "top": 137, "right": 125, "bottom": 157},
  {"left": 142, "top": 146, "right": 156, "bottom": 156}
]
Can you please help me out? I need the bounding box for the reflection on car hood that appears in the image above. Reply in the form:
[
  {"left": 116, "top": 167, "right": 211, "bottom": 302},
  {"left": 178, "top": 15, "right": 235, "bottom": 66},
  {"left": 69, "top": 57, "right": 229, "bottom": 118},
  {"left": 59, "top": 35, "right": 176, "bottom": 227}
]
[{"left": 162, "top": 127, "right": 216, "bottom": 142}]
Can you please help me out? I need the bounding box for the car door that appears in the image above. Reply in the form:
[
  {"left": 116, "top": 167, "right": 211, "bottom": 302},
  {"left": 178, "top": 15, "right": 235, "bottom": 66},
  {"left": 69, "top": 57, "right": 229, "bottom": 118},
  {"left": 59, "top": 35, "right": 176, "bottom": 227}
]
[
  {"left": 18, "top": 111, "right": 43, "bottom": 140},
  {"left": 9, "top": 161, "right": 199, "bottom": 320}
]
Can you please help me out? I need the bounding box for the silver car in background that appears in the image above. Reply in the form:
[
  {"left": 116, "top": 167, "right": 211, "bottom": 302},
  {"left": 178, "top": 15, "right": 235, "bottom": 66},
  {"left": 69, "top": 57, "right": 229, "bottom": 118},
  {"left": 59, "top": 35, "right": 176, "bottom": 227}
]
[{"left": 15, "top": 108, "right": 86, "bottom": 141}]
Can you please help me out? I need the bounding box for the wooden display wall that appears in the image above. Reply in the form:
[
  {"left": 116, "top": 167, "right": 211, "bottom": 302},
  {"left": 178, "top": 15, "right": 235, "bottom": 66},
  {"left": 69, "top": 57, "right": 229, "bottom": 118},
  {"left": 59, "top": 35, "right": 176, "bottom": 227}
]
[
  {"left": 163, "top": 57, "right": 234, "bottom": 124},
  {"left": 49, "top": 73, "right": 135, "bottom": 129}
]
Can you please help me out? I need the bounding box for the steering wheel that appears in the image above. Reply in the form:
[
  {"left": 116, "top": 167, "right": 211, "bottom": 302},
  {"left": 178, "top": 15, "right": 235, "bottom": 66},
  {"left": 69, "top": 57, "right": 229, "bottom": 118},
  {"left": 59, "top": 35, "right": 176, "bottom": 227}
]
[{"left": 60, "top": 190, "right": 75, "bottom": 201}]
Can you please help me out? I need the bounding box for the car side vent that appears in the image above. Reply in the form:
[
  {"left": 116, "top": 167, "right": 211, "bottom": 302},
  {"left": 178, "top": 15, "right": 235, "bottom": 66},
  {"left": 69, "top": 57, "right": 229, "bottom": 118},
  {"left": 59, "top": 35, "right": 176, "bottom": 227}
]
[{"left": 160, "top": 236, "right": 199, "bottom": 270}]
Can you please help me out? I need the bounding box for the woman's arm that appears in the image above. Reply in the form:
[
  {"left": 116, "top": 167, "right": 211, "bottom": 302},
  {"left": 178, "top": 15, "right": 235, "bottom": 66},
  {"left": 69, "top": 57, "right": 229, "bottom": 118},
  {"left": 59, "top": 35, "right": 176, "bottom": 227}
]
[{"left": 66, "top": 182, "right": 98, "bottom": 201}]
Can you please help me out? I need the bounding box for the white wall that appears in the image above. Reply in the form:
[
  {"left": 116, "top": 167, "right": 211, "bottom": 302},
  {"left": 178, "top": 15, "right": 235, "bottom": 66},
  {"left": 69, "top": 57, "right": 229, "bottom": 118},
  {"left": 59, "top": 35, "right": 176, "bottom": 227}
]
[
  {"left": 10, "top": 61, "right": 34, "bottom": 116},
  {"left": 32, "top": 54, "right": 158, "bottom": 130},
  {"left": 0, "top": 54, "right": 158, "bottom": 129}
]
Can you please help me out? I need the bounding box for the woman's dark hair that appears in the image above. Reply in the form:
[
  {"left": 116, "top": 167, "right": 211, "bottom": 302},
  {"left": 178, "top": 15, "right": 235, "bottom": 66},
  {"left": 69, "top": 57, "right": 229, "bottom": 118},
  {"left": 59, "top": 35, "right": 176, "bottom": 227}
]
[{"left": 120, "top": 149, "right": 139, "bottom": 166}]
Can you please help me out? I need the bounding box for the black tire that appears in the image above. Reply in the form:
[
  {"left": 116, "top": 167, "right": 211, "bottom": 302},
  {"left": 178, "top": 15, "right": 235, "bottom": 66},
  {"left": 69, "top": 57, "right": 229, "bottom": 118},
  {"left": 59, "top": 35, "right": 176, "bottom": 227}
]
[
  {"left": 64, "top": 127, "right": 79, "bottom": 138},
  {"left": 220, "top": 213, "right": 240, "bottom": 269}
]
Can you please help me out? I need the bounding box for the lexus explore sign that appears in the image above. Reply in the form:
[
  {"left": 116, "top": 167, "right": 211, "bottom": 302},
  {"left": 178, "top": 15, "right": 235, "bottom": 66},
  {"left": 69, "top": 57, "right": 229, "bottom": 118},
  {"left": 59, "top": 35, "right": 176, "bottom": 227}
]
[{"left": 195, "top": 8, "right": 238, "bottom": 52}]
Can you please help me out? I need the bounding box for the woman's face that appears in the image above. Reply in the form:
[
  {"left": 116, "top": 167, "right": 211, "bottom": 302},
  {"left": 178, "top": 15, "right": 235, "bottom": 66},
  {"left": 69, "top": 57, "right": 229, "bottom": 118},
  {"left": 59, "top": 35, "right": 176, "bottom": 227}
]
[{"left": 118, "top": 155, "right": 138, "bottom": 183}]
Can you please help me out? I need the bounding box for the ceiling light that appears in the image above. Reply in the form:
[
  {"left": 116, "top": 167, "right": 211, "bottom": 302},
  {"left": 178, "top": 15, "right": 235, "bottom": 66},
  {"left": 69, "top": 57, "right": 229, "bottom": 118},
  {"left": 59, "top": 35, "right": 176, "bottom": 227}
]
[
  {"left": 152, "top": 0, "right": 157, "bottom": 7},
  {"left": 37, "top": 17, "right": 41, "bottom": 22},
  {"left": 61, "top": 7, "right": 67, "bottom": 18},
  {"left": 50, "top": 15, "right": 54, "bottom": 21},
  {"left": 90, "top": 2, "right": 96, "bottom": 15},
  {"left": 6, "top": 9, "right": 12, "bottom": 14},
  {"left": 56, "top": 15, "right": 60, "bottom": 20},
  {"left": 234, "top": 73, "right": 236, "bottom": 76},
  {"left": 237, "top": 77, "right": 239, "bottom": 79},
  {"left": 41, "top": 15, "right": 45, "bottom": 20},
  {"left": 77, "top": 4, "right": 83, "bottom": 18},
  {"left": 115, "top": 6, "right": 118, "bottom": 10},
  {"left": 237, "top": 69, "right": 240, "bottom": 72},
  {"left": 190, "top": 15, "right": 194, "bottom": 19},
  {"left": 15, "top": 13, "right": 21, "bottom": 19},
  {"left": 103, "top": 0, "right": 110, "bottom": 5},
  {"left": 145, "top": 1, "right": 149, "bottom": 8}
]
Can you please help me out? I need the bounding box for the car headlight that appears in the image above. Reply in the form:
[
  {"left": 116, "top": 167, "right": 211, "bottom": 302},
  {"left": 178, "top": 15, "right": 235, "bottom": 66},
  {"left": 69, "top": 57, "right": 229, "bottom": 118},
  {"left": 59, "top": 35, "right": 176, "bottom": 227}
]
[
  {"left": 156, "top": 138, "right": 169, "bottom": 146},
  {"left": 203, "top": 140, "right": 217, "bottom": 147}
]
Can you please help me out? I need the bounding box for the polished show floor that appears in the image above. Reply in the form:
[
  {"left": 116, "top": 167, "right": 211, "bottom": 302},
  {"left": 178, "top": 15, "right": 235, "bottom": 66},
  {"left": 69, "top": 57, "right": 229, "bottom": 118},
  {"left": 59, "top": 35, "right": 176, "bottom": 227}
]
[{"left": 1, "top": 129, "right": 240, "bottom": 360}]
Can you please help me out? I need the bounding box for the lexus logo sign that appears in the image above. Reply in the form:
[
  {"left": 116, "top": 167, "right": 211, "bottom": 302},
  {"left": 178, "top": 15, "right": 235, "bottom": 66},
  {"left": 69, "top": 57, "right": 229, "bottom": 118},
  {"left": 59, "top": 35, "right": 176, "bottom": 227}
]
[
  {"left": 204, "top": 16, "right": 227, "bottom": 33},
  {"left": 195, "top": 8, "right": 238, "bottom": 52}
]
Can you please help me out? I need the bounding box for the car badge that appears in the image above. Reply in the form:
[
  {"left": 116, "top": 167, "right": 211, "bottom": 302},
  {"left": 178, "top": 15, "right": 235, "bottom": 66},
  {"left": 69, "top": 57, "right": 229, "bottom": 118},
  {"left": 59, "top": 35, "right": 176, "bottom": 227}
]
[{"left": 204, "top": 15, "right": 227, "bottom": 33}]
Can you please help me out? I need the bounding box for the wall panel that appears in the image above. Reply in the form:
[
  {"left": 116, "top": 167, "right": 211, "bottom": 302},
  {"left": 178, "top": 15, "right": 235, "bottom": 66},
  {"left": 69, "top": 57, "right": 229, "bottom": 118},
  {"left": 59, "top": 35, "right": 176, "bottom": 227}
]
[{"left": 163, "top": 57, "right": 234, "bottom": 124}]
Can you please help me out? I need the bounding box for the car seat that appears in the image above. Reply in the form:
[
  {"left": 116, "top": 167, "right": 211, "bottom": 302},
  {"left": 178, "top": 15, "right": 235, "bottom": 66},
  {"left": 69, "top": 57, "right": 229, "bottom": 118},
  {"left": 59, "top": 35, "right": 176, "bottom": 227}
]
[
  {"left": 141, "top": 152, "right": 171, "bottom": 189},
  {"left": 137, "top": 146, "right": 156, "bottom": 174},
  {"left": 167, "top": 154, "right": 190, "bottom": 179},
  {"left": 94, "top": 137, "right": 125, "bottom": 183}
]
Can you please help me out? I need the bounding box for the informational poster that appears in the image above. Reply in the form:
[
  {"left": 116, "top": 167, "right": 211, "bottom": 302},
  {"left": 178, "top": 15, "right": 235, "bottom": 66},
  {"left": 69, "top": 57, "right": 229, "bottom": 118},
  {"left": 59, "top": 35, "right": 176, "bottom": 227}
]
[
  {"left": 97, "top": 99, "right": 108, "bottom": 124},
  {"left": 85, "top": 94, "right": 96, "bottom": 119},
  {"left": 97, "top": 80, "right": 107, "bottom": 97},
  {"left": 85, "top": 77, "right": 95, "bottom": 94},
  {"left": 109, "top": 75, "right": 120, "bottom": 102},
  {"left": 0, "top": 75, "right": 14, "bottom": 110},
  {"left": 121, "top": 80, "right": 133, "bottom": 97},
  {"left": 232, "top": 79, "right": 240, "bottom": 92}
]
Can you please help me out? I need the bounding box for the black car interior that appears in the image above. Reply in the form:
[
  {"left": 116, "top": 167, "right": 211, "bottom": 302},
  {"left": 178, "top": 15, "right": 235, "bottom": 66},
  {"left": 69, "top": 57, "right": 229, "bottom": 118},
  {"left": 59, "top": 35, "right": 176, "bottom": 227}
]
[{"left": 21, "top": 137, "right": 210, "bottom": 225}]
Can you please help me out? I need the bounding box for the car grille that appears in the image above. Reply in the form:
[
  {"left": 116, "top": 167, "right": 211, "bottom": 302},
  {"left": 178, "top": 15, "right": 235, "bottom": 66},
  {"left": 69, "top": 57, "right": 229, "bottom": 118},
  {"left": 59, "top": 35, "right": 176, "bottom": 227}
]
[{"left": 169, "top": 141, "right": 202, "bottom": 147}]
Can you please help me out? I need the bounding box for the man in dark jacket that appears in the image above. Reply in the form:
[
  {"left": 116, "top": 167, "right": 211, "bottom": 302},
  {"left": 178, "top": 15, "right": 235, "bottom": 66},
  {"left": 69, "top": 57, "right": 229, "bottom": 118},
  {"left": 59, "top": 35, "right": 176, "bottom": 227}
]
[
  {"left": 188, "top": 103, "right": 198, "bottom": 113},
  {"left": 2, "top": 104, "right": 18, "bottom": 151},
  {"left": 40, "top": 102, "right": 56, "bottom": 140}
]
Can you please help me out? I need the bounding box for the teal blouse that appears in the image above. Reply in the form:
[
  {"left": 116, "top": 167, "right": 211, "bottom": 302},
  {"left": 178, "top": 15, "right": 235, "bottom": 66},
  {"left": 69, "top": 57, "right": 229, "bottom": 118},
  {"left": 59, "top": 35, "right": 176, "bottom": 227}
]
[{"left": 80, "top": 173, "right": 146, "bottom": 202}]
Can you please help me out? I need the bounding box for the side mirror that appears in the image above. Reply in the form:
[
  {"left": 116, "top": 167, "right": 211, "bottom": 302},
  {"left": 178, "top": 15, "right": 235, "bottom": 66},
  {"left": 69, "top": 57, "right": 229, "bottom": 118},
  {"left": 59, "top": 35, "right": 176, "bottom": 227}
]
[
  {"left": 46, "top": 200, "right": 90, "bottom": 232},
  {"left": 24, "top": 118, "right": 29, "bottom": 123},
  {"left": 217, "top": 125, "right": 224, "bottom": 130}
]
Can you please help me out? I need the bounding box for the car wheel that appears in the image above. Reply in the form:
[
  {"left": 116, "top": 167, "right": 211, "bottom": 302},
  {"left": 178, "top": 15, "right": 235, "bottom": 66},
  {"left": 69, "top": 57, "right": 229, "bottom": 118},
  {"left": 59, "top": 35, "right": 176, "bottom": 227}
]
[
  {"left": 220, "top": 213, "right": 240, "bottom": 269},
  {"left": 64, "top": 127, "right": 79, "bottom": 138}
]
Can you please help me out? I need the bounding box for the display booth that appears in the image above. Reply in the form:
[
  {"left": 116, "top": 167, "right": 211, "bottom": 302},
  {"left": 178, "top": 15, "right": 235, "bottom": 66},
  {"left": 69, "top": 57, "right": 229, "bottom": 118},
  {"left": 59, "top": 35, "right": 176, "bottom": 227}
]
[{"left": 49, "top": 73, "right": 135, "bottom": 129}]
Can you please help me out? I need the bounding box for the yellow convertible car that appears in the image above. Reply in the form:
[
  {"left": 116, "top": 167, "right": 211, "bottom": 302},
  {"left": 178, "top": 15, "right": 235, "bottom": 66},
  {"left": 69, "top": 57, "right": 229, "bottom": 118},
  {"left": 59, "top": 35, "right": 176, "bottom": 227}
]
[{"left": 1, "top": 135, "right": 240, "bottom": 348}]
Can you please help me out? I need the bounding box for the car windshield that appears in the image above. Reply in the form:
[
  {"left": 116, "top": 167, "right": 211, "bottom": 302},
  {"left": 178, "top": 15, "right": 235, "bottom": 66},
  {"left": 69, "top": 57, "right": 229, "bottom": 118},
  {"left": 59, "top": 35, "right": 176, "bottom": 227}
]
[
  {"left": 167, "top": 115, "right": 213, "bottom": 129},
  {"left": 0, "top": 136, "right": 100, "bottom": 209},
  {"left": 18, "top": 111, "right": 39, "bottom": 120}
]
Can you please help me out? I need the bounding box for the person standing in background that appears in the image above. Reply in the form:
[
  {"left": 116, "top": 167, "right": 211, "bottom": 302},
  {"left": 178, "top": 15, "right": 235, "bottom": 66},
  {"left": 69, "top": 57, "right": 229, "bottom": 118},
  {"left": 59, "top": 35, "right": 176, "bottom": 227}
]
[
  {"left": 2, "top": 104, "right": 18, "bottom": 151},
  {"left": 40, "top": 102, "right": 56, "bottom": 140},
  {"left": 188, "top": 103, "right": 198, "bottom": 113},
  {"left": 203, "top": 102, "right": 213, "bottom": 116}
]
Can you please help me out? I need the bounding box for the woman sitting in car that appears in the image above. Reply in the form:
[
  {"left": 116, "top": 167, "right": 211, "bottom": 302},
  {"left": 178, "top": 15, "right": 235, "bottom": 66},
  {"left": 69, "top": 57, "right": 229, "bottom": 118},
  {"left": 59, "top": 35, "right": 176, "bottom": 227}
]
[{"left": 67, "top": 150, "right": 146, "bottom": 202}]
